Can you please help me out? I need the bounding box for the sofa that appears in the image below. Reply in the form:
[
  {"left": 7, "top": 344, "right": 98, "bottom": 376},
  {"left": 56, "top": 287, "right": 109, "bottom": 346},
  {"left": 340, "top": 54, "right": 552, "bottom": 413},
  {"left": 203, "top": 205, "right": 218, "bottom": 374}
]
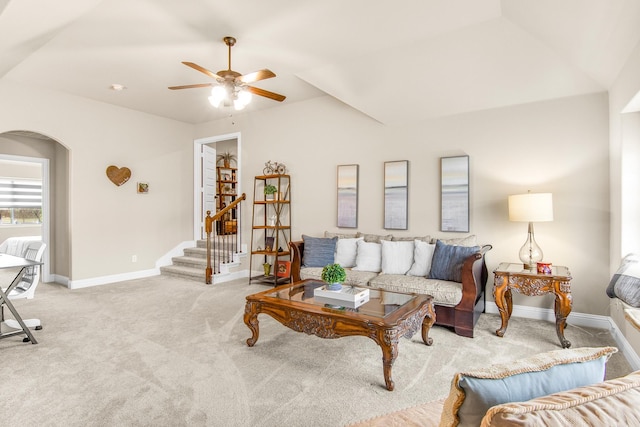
[
  {"left": 349, "top": 346, "right": 640, "bottom": 427},
  {"left": 607, "top": 253, "right": 640, "bottom": 358},
  {"left": 289, "top": 232, "right": 492, "bottom": 338}
]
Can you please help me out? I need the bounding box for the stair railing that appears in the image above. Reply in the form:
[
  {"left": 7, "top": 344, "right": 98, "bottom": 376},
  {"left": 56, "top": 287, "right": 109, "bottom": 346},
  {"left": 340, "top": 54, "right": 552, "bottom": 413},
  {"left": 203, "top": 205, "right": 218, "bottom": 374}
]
[{"left": 204, "top": 193, "right": 246, "bottom": 284}]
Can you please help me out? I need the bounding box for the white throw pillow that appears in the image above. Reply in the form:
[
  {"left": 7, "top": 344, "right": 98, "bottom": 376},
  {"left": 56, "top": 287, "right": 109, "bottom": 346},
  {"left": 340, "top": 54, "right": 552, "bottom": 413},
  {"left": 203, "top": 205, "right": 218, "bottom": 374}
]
[
  {"left": 381, "top": 240, "right": 414, "bottom": 275},
  {"left": 407, "top": 240, "right": 436, "bottom": 277},
  {"left": 334, "top": 237, "right": 363, "bottom": 268},
  {"left": 352, "top": 240, "right": 382, "bottom": 272}
]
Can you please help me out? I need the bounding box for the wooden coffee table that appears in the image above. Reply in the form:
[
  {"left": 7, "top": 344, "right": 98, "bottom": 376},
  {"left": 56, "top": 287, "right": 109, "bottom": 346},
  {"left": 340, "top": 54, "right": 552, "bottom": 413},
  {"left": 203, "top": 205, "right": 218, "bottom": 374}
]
[{"left": 243, "top": 279, "right": 435, "bottom": 391}]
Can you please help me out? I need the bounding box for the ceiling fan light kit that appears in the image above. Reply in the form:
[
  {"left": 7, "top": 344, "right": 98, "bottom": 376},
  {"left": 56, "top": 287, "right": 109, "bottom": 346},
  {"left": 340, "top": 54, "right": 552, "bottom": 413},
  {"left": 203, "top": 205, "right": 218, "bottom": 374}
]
[
  {"left": 208, "top": 84, "right": 252, "bottom": 110},
  {"left": 169, "top": 36, "right": 285, "bottom": 110}
]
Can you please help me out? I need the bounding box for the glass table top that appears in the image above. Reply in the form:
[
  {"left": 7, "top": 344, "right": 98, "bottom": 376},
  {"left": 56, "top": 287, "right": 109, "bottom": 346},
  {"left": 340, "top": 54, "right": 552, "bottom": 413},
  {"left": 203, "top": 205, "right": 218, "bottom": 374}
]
[{"left": 266, "top": 280, "right": 416, "bottom": 319}]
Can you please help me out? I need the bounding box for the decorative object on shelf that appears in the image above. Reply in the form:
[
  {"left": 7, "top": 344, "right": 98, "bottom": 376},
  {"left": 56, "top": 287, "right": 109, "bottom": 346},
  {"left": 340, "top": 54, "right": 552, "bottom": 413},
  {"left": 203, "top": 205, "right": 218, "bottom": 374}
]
[
  {"left": 263, "top": 160, "right": 287, "bottom": 175},
  {"left": 265, "top": 237, "right": 275, "bottom": 252},
  {"left": 321, "top": 263, "right": 346, "bottom": 291},
  {"left": 106, "top": 165, "right": 131, "bottom": 187},
  {"left": 384, "top": 160, "right": 409, "bottom": 230},
  {"left": 263, "top": 263, "right": 271, "bottom": 276},
  {"left": 537, "top": 262, "right": 552, "bottom": 274},
  {"left": 216, "top": 151, "right": 237, "bottom": 168},
  {"left": 277, "top": 260, "right": 291, "bottom": 278},
  {"left": 508, "top": 191, "right": 554, "bottom": 269},
  {"left": 337, "top": 164, "right": 359, "bottom": 228},
  {"left": 441, "top": 155, "right": 470, "bottom": 232},
  {"left": 137, "top": 182, "right": 149, "bottom": 194},
  {"left": 264, "top": 184, "right": 278, "bottom": 200}
]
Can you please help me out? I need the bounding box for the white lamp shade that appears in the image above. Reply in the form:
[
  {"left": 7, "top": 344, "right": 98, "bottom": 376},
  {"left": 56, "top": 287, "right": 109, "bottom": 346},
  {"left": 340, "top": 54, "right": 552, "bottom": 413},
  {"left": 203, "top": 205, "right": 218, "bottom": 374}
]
[{"left": 508, "top": 193, "right": 553, "bottom": 222}]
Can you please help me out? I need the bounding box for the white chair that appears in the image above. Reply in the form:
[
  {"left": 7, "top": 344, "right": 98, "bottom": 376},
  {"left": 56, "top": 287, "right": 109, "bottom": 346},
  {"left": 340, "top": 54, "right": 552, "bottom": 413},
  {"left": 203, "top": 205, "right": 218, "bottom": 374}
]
[{"left": 2, "top": 241, "right": 46, "bottom": 330}]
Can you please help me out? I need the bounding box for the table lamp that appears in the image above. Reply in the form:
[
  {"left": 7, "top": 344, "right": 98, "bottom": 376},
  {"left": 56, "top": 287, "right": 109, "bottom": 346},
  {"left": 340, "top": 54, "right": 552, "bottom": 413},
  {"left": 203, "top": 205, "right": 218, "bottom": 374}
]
[{"left": 508, "top": 192, "right": 553, "bottom": 269}]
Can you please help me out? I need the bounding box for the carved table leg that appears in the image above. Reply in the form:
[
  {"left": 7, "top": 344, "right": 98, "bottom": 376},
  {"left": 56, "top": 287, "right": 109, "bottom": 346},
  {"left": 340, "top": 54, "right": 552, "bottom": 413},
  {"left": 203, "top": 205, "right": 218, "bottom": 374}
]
[
  {"left": 493, "top": 276, "right": 512, "bottom": 337},
  {"left": 554, "top": 291, "right": 572, "bottom": 348},
  {"left": 378, "top": 331, "right": 399, "bottom": 391},
  {"left": 244, "top": 301, "right": 260, "bottom": 347},
  {"left": 421, "top": 301, "right": 436, "bottom": 346}
]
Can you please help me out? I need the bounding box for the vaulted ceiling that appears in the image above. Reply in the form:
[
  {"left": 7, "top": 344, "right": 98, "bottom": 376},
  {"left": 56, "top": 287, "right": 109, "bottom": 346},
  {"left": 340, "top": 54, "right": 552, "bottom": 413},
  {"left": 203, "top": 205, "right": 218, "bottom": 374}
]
[{"left": 1, "top": 0, "right": 639, "bottom": 125}]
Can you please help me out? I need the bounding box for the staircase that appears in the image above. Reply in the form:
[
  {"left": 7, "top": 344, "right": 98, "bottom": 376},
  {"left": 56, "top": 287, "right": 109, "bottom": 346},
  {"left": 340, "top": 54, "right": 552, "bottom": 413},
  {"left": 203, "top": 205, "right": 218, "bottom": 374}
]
[{"left": 160, "top": 239, "right": 242, "bottom": 283}]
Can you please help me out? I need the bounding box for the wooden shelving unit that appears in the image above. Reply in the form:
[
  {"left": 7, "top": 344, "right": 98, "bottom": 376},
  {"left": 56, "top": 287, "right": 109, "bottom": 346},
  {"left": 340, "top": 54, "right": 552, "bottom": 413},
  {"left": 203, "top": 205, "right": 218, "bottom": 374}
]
[
  {"left": 216, "top": 165, "right": 237, "bottom": 235},
  {"left": 249, "top": 174, "right": 291, "bottom": 286}
]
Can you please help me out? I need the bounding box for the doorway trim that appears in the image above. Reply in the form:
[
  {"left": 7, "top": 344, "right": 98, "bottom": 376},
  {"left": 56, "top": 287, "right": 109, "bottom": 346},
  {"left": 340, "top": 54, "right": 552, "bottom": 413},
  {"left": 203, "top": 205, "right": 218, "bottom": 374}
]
[
  {"left": 193, "top": 132, "right": 241, "bottom": 240},
  {"left": 0, "top": 153, "right": 51, "bottom": 282}
]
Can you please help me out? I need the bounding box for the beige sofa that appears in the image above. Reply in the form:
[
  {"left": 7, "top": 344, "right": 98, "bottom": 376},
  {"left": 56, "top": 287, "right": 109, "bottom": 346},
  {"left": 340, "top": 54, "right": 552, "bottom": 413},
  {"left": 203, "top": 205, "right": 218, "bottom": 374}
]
[
  {"left": 349, "top": 347, "right": 640, "bottom": 427},
  {"left": 610, "top": 298, "right": 640, "bottom": 356},
  {"left": 606, "top": 253, "right": 640, "bottom": 359},
  {"left": 290, "top": 232, "right": 491, "bottom": 338}
]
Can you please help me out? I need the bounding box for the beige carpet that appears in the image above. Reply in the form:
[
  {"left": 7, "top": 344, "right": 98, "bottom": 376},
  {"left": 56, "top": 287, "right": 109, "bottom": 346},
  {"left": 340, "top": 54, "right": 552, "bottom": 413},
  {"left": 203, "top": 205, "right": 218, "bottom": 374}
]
[{"left": 0, "top": 275, "right": 632, "bottom": 427}]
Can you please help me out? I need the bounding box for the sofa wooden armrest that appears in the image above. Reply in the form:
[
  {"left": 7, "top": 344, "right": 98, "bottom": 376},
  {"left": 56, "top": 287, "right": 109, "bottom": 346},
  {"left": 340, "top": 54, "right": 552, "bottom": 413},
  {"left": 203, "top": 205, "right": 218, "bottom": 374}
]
[
  {"left": 290, "top": 240, "right": 304, "bottom": 282},
  {"left": 448, "top": 244, "right": 491, "bottom": 337}
]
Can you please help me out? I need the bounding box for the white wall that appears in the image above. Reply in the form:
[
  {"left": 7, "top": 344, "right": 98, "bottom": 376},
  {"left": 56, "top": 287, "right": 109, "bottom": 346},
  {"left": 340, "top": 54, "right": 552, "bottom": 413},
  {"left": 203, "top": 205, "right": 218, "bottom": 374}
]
[
  {"left": 196, "top": 92, "right": 610, "bottom": 315},
  {"left": 0, "top": 80, "right": 195, "bottom": 281}
]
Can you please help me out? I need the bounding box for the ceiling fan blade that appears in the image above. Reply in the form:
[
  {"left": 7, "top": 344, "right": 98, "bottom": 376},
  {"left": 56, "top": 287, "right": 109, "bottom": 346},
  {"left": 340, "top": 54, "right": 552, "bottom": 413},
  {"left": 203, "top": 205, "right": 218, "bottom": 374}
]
[
  {"left": 240, "top": 69, "right": 276, "bottom": 84},
  {"left": 182, "top": 62, "right": 219, "bottom": 79},
  {"left": 246, "top": 86, "right": 286, "bottom": 102},
  {"left": 168, "top": 83, "right": 214, "bottom": 90}
]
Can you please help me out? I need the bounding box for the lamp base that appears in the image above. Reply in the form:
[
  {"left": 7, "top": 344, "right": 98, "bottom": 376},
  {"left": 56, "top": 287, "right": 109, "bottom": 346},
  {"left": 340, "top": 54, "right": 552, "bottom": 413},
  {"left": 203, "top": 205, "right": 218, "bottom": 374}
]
[{"left": 519, "top": 222, "right": 543, "bottom": 271}]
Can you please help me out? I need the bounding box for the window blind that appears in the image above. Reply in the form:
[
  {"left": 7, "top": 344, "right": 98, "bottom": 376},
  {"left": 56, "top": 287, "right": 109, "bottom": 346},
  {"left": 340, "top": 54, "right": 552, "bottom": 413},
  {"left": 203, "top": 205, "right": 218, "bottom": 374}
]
[{"left": 0, "top": 179, "right": 42, "bottom": 208}]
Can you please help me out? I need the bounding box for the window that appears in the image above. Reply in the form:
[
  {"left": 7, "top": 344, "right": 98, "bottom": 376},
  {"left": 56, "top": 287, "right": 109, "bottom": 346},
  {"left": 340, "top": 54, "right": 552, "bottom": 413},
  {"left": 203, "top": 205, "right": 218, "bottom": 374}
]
[{"left": 0, "top": 178, "right": 42, "bottom": 225}]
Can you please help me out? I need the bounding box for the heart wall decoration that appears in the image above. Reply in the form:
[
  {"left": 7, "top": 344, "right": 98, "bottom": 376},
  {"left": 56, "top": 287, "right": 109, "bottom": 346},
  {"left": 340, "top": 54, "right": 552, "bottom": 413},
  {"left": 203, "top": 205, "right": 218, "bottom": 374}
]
[{"left": 106, "top": 165, "right": 131, "bottom": 186}]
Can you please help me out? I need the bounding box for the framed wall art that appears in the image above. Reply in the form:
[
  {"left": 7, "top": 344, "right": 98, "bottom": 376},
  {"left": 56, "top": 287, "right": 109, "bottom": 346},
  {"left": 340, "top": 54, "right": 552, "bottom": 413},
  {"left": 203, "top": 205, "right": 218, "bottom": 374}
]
[
  {"left": 137, "top": 182, "right": 149, "bottom": 194},
  {"left": 384, "top": 160, "right": 408, "bottom": 230},
  {"left": 440, "top": 155, "right": 469, "bottom": 232},
  {"left": 337, "top": 164, "right": 359, "bottom": 228}
]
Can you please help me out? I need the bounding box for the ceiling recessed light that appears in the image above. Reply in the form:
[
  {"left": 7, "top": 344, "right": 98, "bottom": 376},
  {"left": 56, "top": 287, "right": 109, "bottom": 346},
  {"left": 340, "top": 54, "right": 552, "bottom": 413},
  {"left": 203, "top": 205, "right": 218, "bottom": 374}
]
[{"left": 110, "top": 83, "right": 126, "bottom": 91}]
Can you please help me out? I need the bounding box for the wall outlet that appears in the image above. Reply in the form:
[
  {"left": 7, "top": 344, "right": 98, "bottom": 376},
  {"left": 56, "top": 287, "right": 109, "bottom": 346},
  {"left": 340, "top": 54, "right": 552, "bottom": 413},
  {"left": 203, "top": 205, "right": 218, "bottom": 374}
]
[{"left": 131, "top": 255, "right": 137, "bottom": 263}]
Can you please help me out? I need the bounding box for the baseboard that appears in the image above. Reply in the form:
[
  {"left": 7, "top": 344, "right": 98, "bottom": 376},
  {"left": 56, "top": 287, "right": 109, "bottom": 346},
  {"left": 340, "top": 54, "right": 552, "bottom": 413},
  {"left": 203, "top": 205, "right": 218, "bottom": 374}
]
[
  {"left": 486, "top": 302, "right": 640, "bottom": 371},
  {"left": 68, "top": 268, "right": 160, "bottom": 289},
  {"left": 51, "top": 274, "right": 70, "bottom": 287}
]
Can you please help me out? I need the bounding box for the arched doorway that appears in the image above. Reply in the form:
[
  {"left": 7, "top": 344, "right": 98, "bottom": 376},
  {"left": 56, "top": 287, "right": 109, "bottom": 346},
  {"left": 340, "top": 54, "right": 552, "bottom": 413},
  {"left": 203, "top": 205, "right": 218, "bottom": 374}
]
[{"left": 0, "top": 131, "right": 70, "bottom": 284}]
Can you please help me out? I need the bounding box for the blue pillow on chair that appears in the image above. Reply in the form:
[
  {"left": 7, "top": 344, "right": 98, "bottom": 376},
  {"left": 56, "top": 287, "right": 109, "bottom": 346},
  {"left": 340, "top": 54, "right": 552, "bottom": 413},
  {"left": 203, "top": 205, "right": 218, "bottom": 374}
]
[{"left": 302, "top": 235, "right": 337, "bottom": 268}]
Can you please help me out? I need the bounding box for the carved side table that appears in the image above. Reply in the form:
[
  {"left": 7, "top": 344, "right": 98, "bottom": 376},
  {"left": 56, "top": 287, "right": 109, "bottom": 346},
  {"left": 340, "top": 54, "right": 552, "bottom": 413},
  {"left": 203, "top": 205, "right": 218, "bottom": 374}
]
[{"left": 493, "top": 262, "right": 572, "bottom": 348}]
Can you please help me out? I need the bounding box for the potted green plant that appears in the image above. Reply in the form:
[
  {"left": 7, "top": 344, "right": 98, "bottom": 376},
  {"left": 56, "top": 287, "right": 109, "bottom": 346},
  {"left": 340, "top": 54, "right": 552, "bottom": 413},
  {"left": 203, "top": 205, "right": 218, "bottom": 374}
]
[
  {"left": 321, "top": 263, "right": 346, "bottom": 291},
  {"left": 216, "top": 151, "right": 237, "bottom": 168},
  {"left": 264, "top": 184, "right": 278, "bottom": 200}
]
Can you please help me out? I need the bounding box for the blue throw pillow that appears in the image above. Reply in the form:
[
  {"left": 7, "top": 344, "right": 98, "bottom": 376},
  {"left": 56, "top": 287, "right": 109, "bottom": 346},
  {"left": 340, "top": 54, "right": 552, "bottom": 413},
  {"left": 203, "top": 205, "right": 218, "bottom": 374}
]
[
  {"left": 302, "top": 235, "right": 337, "bottom": 268},
  {"left": 428, "top": 240, "right": 480, "bottom": 282},
  {"left": 440, "top": 347, "right": 617, "bottom": 427}
]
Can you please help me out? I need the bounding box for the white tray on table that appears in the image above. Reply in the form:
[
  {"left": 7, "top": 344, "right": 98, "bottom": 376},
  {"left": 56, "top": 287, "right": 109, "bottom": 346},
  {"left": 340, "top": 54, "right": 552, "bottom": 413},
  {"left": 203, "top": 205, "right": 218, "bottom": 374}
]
[{"left": 313, "top": 285, "right": 370, "bottom": 308}]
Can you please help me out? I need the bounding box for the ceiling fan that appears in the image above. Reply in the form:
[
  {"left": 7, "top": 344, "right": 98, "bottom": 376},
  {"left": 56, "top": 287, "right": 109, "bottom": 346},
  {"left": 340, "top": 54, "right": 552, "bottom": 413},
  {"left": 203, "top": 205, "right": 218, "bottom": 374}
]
[{"left": 168, "top": 36, "right": 286, "bottom": 110}]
